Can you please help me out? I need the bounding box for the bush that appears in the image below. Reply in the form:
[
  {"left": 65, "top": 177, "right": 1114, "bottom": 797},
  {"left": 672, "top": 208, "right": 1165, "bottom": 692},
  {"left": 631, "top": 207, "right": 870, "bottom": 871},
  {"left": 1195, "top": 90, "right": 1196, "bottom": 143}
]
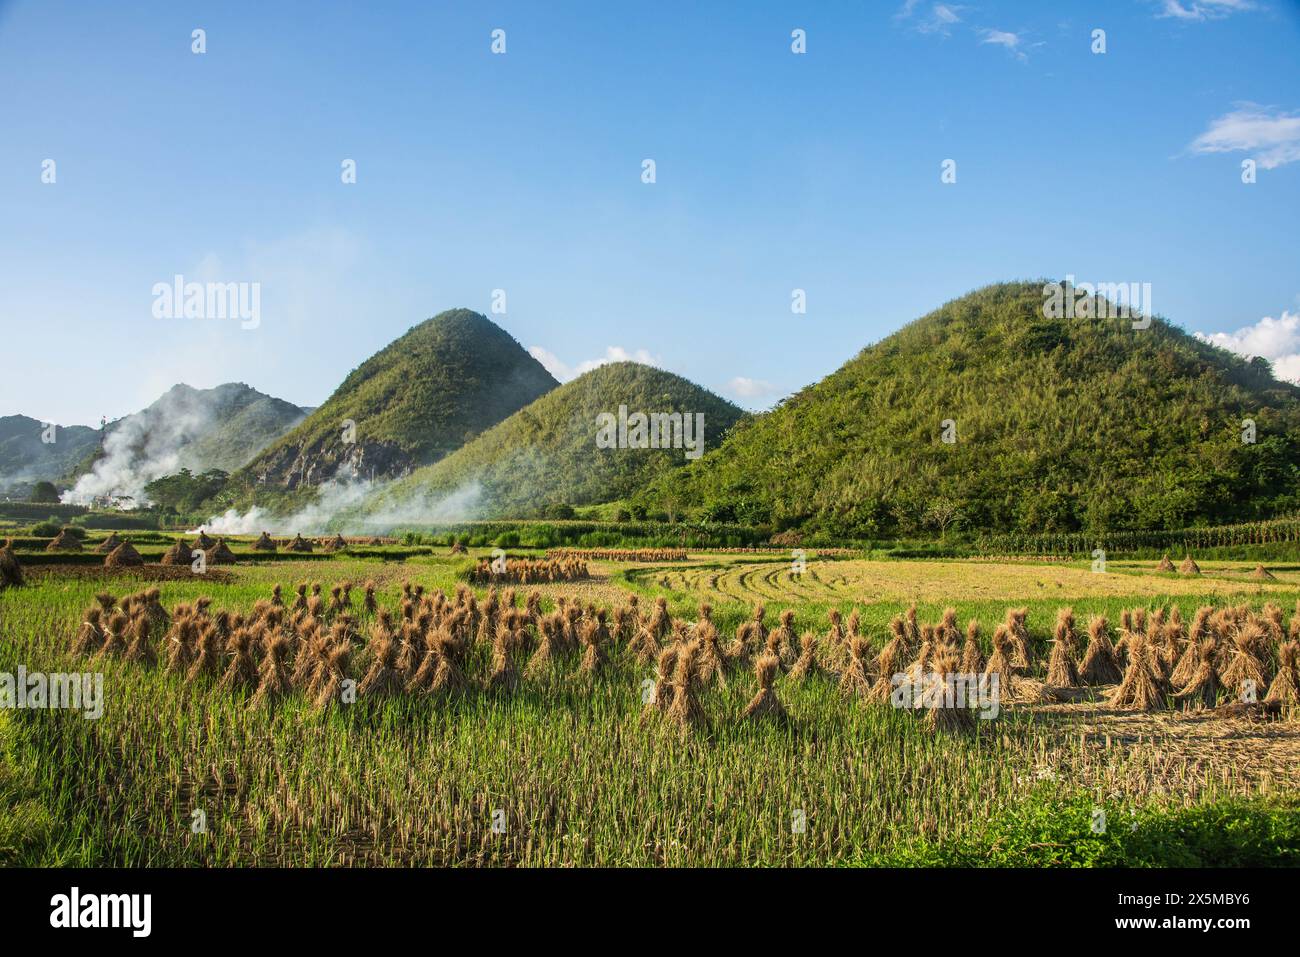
[
  {"left": 28, "top": 481, "right": 59, "bottom": 504},
  {"left": 29, "top": 520, "right": 60, "bottom": 537},
  {"left": 545, "top": 503, "right": 575, "bottom": 520}
]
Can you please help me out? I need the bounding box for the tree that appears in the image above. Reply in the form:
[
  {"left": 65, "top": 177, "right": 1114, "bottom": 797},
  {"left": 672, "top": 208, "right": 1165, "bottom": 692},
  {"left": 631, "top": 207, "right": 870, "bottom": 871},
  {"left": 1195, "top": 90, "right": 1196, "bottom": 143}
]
[
  {"left": 29, "top": 481, "right": 59, "bottom": 504},
  {"left": 922, "top": 498, "right": 961, "bottom": 541}
]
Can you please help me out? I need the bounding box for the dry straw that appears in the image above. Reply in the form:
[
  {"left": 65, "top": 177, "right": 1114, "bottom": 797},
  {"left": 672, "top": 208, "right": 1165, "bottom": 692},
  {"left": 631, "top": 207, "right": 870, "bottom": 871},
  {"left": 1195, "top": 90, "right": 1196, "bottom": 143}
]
[
  {"left": 45, "top": 528, "right": 81, "bottom": 552},
  {"left": 1079, "top": 616, "right": 1122, "bottom": 685},
  {"left": 94, "top": 532, "right": 122, "bottom": 554},
  {"left": 1265, "top": 641, "right": 1300, "bottom": 709},
  {"left": 160, "top": 540, "right": 193, "bottom": 566},
  {"left": 960, "top": 619, "right": 983, "bottom": 674},
  {"left": 1045, "top": 607, "right": 1080, "bottom": 687},
  {"left": 788, "top": 631, "right": 823, "bottom": 683},
  {"left": 0, "top": 539, "right": 23, "bottom": 589},
  {"left": 1108, "top": 634, "right": 1165, "bottom": 711},
  {"left": 104, "top": 542, "right": 144, "bottom": 567},
  {"left": 742, "top": 652, "right": 786, "bottom": 721}
]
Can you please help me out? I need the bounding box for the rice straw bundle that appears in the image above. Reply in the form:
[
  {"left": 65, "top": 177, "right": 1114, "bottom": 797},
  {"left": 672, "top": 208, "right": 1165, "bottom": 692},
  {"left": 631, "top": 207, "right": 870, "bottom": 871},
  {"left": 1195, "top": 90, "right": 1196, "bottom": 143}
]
[
  {"left": 1108, "top": 635, "right": 1165, "bottom": 711},
  {"left": 960, "top": 619, "right": 983, "bottom": 675},
  {"left": 1079, "top": 616, "right": 1122, "bottom": 685},
  {"left": 742, "top": 652, "right": 787, "bottom": 721}
]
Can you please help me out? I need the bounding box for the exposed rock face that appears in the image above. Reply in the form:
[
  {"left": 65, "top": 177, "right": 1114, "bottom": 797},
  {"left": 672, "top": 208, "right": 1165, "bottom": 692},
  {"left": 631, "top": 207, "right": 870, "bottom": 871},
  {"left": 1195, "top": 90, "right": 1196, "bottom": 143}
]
[{"left": 251, "top": 437, "right": 414, "bottom": 489}]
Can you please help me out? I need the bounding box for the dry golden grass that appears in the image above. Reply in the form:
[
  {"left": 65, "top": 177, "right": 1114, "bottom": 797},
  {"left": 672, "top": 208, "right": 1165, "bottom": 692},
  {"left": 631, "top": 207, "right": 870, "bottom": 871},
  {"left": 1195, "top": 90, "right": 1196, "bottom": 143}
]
[{"left": 635, "top": 557, "right": 1300, "bottom": 606}]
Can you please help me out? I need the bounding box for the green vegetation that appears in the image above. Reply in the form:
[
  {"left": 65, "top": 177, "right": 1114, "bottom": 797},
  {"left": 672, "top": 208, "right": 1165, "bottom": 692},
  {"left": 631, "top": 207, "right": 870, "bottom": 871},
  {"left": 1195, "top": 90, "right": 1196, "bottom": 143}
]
[
  {"left": 229, "top": 309, "right": 557, "bottom": 497},
  {"left": 356, "top": 363, "right": 745, "bottom": 523},
  {"left": 143, "top": 468, "right": 229, "bottom": 515},
  {"left": 0, "top": 415, "right": 100, "bottom": 492},
  {"left": 1, "top": 550, "right": 1296, "bottom": 866},
  {"left": 28, "top": 481, "right": 59, "bottom": 504},
  {"left": 67, "top": 383, "right": 307, "bottom": 485},
  {"left": 878, "top": 792, "right": 1300, "bottom": 867},
  {"left": 635, "top": 282, "right": 1300, "bottom": 538}
]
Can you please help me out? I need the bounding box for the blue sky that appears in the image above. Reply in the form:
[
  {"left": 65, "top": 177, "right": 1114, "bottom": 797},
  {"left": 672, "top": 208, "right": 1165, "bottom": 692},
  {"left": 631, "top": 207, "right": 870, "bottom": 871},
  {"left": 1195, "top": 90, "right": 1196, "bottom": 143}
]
[{"left": 2, "top": 0, "right": 1298, "bottom": 425}]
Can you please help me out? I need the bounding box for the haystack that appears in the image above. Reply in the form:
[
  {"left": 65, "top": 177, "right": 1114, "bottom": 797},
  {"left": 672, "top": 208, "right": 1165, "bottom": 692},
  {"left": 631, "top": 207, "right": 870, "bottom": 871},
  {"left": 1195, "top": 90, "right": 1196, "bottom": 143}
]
[
  {"left": 1264, "top": 641, "right": 1300, "bottom": 709},
  {"left": 45, "top": 528, "right": 81, "bottom": 552},
  {"left": 251, "top": 631, "right": 292, "bottom": 709},
  {"left": 1108, "top": 635, "right": 1165, "bottom": 711},
  {"left": 0, "top": 539, "right": 23, "bottom": 589},
  {"left": 1173, "top": 639, "right": 1221, "bottom": 710},
  {"left": 984, "top": 624, "right": 1018, "bottom": 690},
  {"left": 839, "top": 636, "right": 873, "bottom": 698},
  {"left": 1220, "top": 621, "right": 1270, "bottom": 697},
  {"left": 324, "top": 533, "right": 348, "bottom": 552},
  {"left": 1046, "top": 632, "right": 1080, "bottom": 687},
  {"left": 1156, "top": 554, "right": 1176, "bottom": 573},
  {"left": 643, "top": 644, "right": 679, "bottom": 717},
  {"left": 788, "top": 632, "right": 823, "bottom": 682},
  {"left": 288, "top": 534, "right": 314, "bottom": 553},
  {"left": 666, "top": 640, "right": 705, "bottom": 733},
  {"left": 1178, "top": 555, "right": 1201, "bottom": 576},
  {"left": 960, "top": 620, "right": 984, "bottom": 674},
  {"left": 1046, "top": 607, "right": 1079, "bottom": 687},
  {"left": 207, "top": 539, "right": 238, "bottom": 565},
  {"left": 743, "top": 653, "right": 787, "bottom": 721},
  {"left": 104, "top": 542, "right": 144, "bottom": 567},
  {"left": 71, "top": 607, "right": 104, "bottom": 657},
  {"left": 123, "top": 616, "right": 157, "bottom": 667},
  {"left": 1249, "top": 564, "right": 1276, "bottom": 582},
  {"left": 160, "top": 540, "right": 193, "bottom": 566},
  {"left": 94, "top": 532, "right": 122, "bottom": 554},
  {"left": 252, "top": 531, "right": 278, "bottom": 552},
  {"left": 1079, "top": 616, "right": 1122, "bottom": 685},
  {"left": 692, "top": 604, "right": 727, "bottom": 687},
  {"left": 192, "top": 530, "right": 216, "bottom": 551},
  {"left": 1004, "top": 608, "right": 1032, "bottom": 669},
  {"left": 487, "top": 627, "right": 522, "bottom": 695},
  {"left": 921, "top": 648, "right": 976, "bottom": 733}
]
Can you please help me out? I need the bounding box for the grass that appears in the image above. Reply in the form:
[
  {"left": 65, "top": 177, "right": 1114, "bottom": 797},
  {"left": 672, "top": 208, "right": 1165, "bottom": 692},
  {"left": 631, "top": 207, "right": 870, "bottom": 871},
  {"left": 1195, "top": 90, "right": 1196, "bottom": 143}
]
[{"left": 1, "top": 550, "right": 1298, "bottom": 866}]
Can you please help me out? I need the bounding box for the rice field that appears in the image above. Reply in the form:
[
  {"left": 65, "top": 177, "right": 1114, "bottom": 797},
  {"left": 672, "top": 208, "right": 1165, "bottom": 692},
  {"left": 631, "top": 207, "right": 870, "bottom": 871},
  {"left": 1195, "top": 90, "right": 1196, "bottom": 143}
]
[
  {"left": 633, "top": 555, "right": 1300, "bottom": 607},
  {"left": 1, "top": 546, "right": 1298, "bottom": 867}
]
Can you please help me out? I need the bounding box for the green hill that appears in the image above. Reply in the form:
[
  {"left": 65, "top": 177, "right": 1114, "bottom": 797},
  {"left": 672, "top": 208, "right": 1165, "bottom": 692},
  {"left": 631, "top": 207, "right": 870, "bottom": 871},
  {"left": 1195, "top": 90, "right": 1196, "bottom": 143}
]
[
  {"left": 60, "top": 383, "right": 309, "bottom": 506},
  {"left": 238, "top": 309, "right": 558, "bottom": 491},
  {"left": 632, "top": 282, "right": 1300, "bottom": 538},
  {"left": 0, "top": 415, "right": 100, "bottom": 493},
  {"left": 352, "top": 362, "right": 746, "bottom": 524}
]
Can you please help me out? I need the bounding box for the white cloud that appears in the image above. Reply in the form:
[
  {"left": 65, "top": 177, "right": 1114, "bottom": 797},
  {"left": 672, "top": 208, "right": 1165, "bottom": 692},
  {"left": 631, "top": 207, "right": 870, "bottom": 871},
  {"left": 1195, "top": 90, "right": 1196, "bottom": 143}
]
[
  {"left": 979, "top": 28, "right": 1028, "bottom": 60},
  {"left": 527, "top": 345, "right": 662, "bottom": 383},
  {"left": 728, "top": 376, "right": 779, "bottom": 400},
  {"left": 1189, "top": 104, "right": 1300, "bottom": 169},
  {"left": 1158, "top": 0, "right": 1255, "bottom": 21},
  {"left": 1195, "top": 308, "right": 1300, "bottom": 383},
  {"left": 894, "top": 0, "right": 923, "bottom": 21},
  {"left": 896, "top": 2, "right": 964, "bottom": 35}
]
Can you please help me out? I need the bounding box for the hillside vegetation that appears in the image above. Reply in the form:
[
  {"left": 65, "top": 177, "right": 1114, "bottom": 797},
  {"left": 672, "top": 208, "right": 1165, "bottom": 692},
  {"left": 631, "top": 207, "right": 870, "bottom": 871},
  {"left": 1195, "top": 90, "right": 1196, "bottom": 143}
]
[
  {"left": 0, "top": 416, "right": 100, "bottom": 490},
  {"left": 633, "top": 282, "right": 1300, "bottom": 537},
  {"left": 237, "top": 309, "right": 557, "bottom": 492},
  {"left": 354, "top": 362, "right": 745, "bottom": 523}
]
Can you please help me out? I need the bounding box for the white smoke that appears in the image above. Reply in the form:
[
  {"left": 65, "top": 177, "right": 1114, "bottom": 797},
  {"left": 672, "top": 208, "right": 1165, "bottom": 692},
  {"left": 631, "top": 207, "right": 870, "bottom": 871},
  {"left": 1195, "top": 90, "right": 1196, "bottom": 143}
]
[
  {"left": 197, "top": 467, "right": 484, "bottom": 535},
  {"left": 61, "top": 398, "right": 213, "bottom": 507}
]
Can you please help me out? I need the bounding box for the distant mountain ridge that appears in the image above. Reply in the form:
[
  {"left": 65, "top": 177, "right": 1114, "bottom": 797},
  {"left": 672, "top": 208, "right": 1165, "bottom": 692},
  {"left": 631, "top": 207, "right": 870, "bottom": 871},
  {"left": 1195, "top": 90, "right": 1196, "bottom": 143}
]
[
  {"left": 0, "top": 415, "right": 101, "bottom": 492},
  {"left": 59, "top": 382, "right": 309, "bottom": 505}
]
